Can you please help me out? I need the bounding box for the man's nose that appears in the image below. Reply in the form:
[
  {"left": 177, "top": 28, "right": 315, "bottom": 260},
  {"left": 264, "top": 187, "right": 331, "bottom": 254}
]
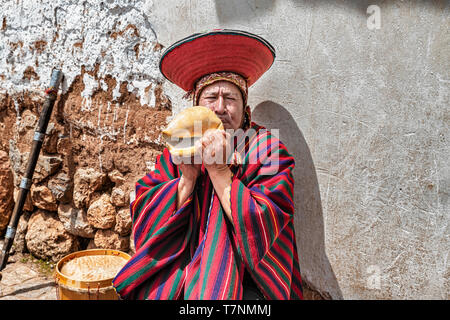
[{"left": 214, "top": 96, "right": 226, "bottom": 114}]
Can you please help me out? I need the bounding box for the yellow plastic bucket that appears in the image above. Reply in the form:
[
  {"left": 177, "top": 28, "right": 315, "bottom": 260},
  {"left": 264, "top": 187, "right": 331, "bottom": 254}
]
[{"left": 54, "top": 249, "right": 130, "bottom": 300}]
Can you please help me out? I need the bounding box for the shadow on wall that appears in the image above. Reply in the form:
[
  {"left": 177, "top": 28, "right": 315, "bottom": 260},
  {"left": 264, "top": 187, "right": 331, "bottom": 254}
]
[
  {"left": 252, "top": 101, "right": 343, "bottom": 300},
  {"left": 214, "top": 0, "right": 447, "bottom": 23},
  {"left": 214, "top": 0, "right": 275, "bottom": 23}
]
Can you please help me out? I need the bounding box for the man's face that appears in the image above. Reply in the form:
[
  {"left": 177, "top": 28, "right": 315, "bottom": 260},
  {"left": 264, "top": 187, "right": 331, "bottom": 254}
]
[{"left": 198, "top": 81, "right": 244, "bottom": 130}]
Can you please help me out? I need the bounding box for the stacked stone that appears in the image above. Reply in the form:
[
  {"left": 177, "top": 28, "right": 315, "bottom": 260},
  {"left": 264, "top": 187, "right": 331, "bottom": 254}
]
[{"left": 0, "top": 115, "right": 135, "bottom": 263}]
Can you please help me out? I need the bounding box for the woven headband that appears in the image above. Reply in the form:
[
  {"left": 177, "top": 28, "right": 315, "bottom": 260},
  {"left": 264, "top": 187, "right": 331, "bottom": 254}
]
[{"left": 186, "top": 72, "right": 248, "bottom": 106}]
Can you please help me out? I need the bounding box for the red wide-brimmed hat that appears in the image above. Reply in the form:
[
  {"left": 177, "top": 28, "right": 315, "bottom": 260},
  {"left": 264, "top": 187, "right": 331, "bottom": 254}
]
[{"left": 159, "top": 29, "right": 276, "bottom": 92}]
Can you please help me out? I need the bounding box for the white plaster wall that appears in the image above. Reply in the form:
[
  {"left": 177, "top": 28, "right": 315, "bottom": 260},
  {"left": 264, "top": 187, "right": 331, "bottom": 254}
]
[
  {"left": 1, "top": 0, "right": 449, "bottom": 299},
  {"left": 0, "top": 0, "right": 162, "bottom": 106}
]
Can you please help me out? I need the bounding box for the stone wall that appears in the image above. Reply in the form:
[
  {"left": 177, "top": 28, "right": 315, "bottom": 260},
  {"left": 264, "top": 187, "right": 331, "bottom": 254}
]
[
  {"left": 1, "top": 0, "right": 449, "bottom": 299},
  {"left": 0, "top": 0, "right": 171, "bottom": 262}
]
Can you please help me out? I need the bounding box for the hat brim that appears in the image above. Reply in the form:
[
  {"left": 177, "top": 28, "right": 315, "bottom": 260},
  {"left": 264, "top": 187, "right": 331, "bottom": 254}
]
[{"left": 159, "top": 29, "right": 276, "bottom": 92}]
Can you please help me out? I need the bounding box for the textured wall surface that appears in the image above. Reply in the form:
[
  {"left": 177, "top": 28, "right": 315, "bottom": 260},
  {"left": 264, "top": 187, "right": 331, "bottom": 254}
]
[
  {"left": 0, "top": 0, "right": 171, "bottom": 262},
  {"left": 1, "top": 0, "right": 449, "bottom": 299},
  {"left": 0, "top": 0, "right": 161, "bottom": 102}
]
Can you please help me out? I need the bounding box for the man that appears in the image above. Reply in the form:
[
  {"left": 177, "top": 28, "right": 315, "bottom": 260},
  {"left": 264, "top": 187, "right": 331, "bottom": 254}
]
[{"left": 113, "top": 29, "right": 303, "bottom": 300}]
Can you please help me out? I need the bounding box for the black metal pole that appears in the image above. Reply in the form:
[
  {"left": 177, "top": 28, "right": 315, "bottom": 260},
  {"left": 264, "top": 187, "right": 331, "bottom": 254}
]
[{"left": 0, "top": 69, "right": 63, "bottom": 274}]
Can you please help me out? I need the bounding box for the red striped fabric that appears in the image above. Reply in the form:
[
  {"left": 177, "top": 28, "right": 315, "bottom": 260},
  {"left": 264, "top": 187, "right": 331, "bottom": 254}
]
[{"left": 112, "top": 123, "right": 303, "bottom": 300}]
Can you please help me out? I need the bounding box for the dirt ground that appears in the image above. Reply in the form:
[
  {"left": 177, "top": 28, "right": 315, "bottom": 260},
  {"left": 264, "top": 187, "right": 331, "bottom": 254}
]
[{"left": 0, "top": 241, "right": 57, "bottom": 300}]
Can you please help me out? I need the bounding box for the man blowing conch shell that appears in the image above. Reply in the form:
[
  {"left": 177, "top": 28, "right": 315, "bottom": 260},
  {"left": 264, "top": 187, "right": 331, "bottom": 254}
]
[{"left": 113, "top": 29, "right": 304, "bottom": 300}]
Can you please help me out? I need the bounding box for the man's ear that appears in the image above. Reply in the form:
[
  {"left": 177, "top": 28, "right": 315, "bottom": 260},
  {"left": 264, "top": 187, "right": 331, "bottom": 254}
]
[{"left": 245, "top": 105, "right": 251, "bottom": 116}]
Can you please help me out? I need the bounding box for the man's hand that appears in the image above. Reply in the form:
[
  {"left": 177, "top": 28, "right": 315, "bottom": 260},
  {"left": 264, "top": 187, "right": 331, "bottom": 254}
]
[
  {"left": 198, "top": 129, "right": 231, "bottom": 173},
  {"left": 197, "top": 130, "right": 234, "bottom": 226}
]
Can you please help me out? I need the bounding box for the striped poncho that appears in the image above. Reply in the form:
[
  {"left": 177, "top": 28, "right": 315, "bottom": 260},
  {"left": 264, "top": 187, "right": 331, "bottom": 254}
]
[{"left": 112, "top": 123, "right": 303, "bottom": 299}]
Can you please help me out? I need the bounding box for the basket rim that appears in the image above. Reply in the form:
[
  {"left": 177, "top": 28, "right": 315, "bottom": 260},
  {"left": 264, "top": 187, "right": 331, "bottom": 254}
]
[{"left": 54, "top": 249, "right": 131, "bottom": 289}]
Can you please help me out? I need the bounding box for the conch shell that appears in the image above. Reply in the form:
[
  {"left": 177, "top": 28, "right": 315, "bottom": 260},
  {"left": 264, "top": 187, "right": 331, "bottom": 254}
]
[{"left": 162, "top": 106, "right": 224, "bottom": 157}]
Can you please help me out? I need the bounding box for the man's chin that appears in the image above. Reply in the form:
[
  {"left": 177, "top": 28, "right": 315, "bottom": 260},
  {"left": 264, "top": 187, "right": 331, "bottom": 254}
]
[{"left": 221, "top": 121, "right": 240, "bottom": 131}]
